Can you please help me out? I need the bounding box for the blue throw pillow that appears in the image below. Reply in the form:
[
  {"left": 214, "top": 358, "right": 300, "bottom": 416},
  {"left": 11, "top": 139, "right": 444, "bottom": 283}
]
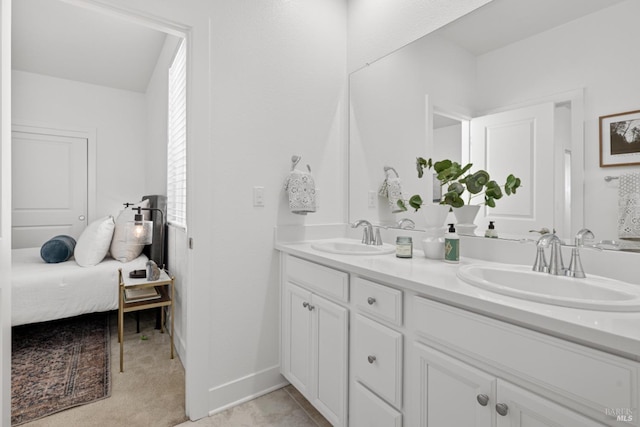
[{"left": 40, "top": 235, "right": 77, "bottom": 263}]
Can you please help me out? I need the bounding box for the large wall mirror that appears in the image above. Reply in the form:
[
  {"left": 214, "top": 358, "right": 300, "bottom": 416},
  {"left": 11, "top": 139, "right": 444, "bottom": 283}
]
[{"left": 349, "top": 0, "right": 637, "bottom": 245}]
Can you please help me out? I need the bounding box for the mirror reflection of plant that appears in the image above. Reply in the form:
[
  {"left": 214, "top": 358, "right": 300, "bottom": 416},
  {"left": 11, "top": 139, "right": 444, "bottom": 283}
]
[{"left": 397, "top": 157, "right": 522, "bottom": 211}]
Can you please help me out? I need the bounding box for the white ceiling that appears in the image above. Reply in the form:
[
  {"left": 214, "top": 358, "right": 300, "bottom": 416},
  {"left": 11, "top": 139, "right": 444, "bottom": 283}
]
[
  {"left": 12, "top": 0, "right": 168, "bottom": 93},
  {"left": 438, "top": 0, "right": 626, "bottom": 55}
]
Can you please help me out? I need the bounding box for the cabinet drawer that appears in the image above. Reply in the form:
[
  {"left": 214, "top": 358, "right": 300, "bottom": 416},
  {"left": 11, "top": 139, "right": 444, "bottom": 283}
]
[
  {"left": 413, "top": 296, "right": 639, "bottom": 416},
  {"left": 353, "top": 277, "right": 402, "bottom": 326},
  {"left": 351, "top": 381, "right": 402, "bottom": 427},
  {"left": 285, "top": 255, "right": 349, "bottom": 302},
  {"left": 353, "top": 314, "right": 403, "bottom": 407}
]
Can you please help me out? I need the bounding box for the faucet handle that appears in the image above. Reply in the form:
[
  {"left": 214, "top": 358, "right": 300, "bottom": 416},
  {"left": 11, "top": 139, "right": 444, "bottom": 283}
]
[
  {"left": 566, "top": 229, "right": 595, "bottom": 278},
  {"left": 532, "top": 246, "right": 548, "bottom": 273},
  {"left": 574, "top": 228, "right": 594, "bottom": 247},
  {"left": 361, "top": 227, "right": 371, "bottom": 245},
  {"left": 373, "top": 227, "right": 383, "bottom": 246}
]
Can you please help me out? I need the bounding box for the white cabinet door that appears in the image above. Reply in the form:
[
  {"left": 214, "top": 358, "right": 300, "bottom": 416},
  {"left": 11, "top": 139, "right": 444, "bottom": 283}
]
[
  {"left": 312, "top": 293, "right": 348, "bottom": 427},
  {"left": 414, "top": 342, "right": 495, "bottom": 427},
  {"left": 496, "top": 381, "right": 606, "bottom": 427},
  {"left": 283, "top": 282, "right": 312, "bottom": 396}
]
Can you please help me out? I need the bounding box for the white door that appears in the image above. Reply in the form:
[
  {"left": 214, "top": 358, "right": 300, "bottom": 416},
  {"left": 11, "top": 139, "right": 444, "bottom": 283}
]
[
  {"left": 496, "top": 381, "right": 606, "bottom": 427},
  {"left": 311, "top": 293, "right": 348, "bottom": 427},
  {"left": 282, "top": 282, "right": 313, "bottom": 396},
  {"left": 11, "top": 130, "right": 88, "bottom": 248},
  {"left": 414, "top": 342, "right": 495, "bottom": 427},
  {"left": 470, "top": 103, "right": 554, "bottom": 235}
]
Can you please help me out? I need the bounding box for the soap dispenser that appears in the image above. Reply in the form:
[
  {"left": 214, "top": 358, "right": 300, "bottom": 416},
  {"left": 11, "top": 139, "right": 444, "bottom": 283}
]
[
  {"left": 485, "top": 221, "right": 498, "bottom": 238},
  {"left": 444, "top": 223, "right": 459, "bottom": 263}
]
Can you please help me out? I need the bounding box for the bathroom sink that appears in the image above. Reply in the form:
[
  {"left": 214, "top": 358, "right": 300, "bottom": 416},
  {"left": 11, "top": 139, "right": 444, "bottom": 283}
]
[
  {"left": 311, "top": 239, "right": 396, "bottom": 255},
  {"left": 457, "top": 264, "right": 640, "bottom": 312}
]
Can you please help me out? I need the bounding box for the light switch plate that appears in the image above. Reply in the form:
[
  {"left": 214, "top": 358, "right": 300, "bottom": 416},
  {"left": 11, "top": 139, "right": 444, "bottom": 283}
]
[
  {"left": 253, "top": 186, "right": 265, "bottom": 207},
  {"left": 368, "top": 190, "right": 377, "bottom": 208}
]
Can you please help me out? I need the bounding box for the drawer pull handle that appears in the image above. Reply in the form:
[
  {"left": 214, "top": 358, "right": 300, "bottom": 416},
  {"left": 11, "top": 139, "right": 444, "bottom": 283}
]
[
  {"left": 367, "top": 297, "right": 376, "bottom": 305},
  {"left": 367, "top": 355, "right": 376, "bottom": 364},
  {"left": 476, "top": 394, "right": 489, "bottom": 406},
  {"left": 495, "top": 403, "right": 509, "bottom": 416}
]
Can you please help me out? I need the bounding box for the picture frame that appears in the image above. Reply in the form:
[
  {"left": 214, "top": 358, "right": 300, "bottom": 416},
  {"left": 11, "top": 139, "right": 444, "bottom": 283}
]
[{"left": 600, "top": 109, "right": 640, "bottom": 167}]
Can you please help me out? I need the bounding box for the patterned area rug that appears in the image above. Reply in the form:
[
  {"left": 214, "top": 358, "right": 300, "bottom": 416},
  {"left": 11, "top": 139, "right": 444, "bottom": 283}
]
[{"left": 11, "top": 313, "right": 111, "bottom": 426}]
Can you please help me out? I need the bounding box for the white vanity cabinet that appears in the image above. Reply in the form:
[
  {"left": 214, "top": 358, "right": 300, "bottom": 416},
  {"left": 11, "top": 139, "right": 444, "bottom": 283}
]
[
  {"left": 281, "top": 255, "right": 349, "bottom": 427},
  {"left": 411, "top": 296, "right": 638, "bottom": 427},
  {"left": 350, "top": 277, "right": 404, "bottom": 426},
  {"left": 277, "top": 247, "right": 640, "bottom": 427}
]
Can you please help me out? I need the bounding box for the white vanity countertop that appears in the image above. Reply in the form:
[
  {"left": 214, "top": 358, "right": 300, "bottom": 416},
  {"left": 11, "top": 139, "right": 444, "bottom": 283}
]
[{"left": 276, "top": 239, "right": 640, "bottom": 362}]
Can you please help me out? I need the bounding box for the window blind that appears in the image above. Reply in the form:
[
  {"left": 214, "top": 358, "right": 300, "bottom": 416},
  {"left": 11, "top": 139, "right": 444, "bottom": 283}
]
[{"left": 167, "top": 39, "right": 187, "bottom": 228}]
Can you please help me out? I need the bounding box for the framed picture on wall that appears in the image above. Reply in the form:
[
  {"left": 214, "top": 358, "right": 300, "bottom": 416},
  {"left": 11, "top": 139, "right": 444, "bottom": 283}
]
[{"left": 600, "top": 109, "right": 640, "bottom": 167}]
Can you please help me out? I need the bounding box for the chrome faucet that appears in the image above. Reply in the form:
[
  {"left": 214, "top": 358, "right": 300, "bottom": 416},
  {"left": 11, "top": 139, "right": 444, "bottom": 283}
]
[
  {"left": 351, "top": 219, "right": 374, "bottom": 245},
  {"left": 566, "top": 228, "right": 594, "bottom": 278},
  {"left": 397, "top": 218, "right": 415, "bottom": 230},
  {"left": 534, "top": 233, "right": 565, "bottom": 275}
]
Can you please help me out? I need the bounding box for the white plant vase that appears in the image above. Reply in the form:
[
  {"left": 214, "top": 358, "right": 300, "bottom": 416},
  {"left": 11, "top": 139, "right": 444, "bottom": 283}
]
[
  {"left": 453, "top": 205, "right": 481, "bottom": 235},
  {"left": 422, "top": 204, "right": 450, "bottom": 228}
]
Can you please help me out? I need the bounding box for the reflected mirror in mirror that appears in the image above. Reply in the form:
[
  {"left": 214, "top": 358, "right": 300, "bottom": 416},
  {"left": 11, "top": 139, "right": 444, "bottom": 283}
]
[{"left": 349, "top": 0, "right": 637, "bottom": 245}]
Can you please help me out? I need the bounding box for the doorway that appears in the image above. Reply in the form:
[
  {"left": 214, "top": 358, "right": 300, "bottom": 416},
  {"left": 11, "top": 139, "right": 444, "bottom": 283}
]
[{"left": 9, "top": 0, "right": 191, "bottom": 422}]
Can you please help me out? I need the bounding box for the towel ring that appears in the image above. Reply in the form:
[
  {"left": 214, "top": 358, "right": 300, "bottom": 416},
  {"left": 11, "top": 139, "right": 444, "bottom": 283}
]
[
  {"left": 384, "top": 166, "right": 399, "bottom": 178},
  {"left": 290, "top": 155, "right": 302, "bottom": 171}
]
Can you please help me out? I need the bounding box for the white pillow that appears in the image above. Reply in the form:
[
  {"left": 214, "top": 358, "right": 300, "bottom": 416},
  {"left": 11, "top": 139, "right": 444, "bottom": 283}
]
[
  {"left": 74, "top": 216, "right": 116, "bottom": 267},
  {"left": 110, "top": 200, "right": 150, "bottom": 262}
]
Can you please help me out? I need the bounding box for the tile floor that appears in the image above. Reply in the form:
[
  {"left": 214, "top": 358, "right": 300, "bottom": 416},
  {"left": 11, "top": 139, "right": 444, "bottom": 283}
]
[{"left": 175, "top": 385, "right": 331, "bottom": 427}]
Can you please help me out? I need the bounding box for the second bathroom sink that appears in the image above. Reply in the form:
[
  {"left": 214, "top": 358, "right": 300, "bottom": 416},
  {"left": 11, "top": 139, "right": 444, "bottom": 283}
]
[{"left": 457, "top": 264, "right": 640, "bottom": 312}]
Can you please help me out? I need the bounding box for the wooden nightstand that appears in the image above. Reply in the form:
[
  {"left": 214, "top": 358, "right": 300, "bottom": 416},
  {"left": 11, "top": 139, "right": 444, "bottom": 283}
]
[{"left": 118, "top": 268, "right": 175, "bottom": 372}]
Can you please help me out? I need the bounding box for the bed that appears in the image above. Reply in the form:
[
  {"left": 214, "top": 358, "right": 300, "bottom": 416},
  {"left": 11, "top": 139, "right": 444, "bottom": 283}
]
[{"left": 12, "top": 195, "right": 166, "bottom": 326}]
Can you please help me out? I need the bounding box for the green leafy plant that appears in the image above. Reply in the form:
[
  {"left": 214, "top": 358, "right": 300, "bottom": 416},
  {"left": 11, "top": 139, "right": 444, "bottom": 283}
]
[{"left": 398, "top": 157, "right": 522, "bottom": 211}]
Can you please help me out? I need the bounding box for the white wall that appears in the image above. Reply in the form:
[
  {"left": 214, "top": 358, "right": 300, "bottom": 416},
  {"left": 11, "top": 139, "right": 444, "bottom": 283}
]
[
  {"left": 348, "top": 0, "right": 491, "bottom": 72},
  {"left": 475, "top": 0, "right": 640, "bottom": 240},
  {"left": 207, "top": 0, "right": 347, "bottom": 412},
  {"left": 434, "top": 124, "right": 462, "bottom": 162},
  {"left": 12, "top": 71, "right": 148, "bottom": 219}
]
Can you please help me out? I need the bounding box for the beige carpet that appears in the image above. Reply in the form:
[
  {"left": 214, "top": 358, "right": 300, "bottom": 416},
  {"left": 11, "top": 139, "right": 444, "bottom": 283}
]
[{"left": 18, "top": 310, "right": 187, "bottom": 427}]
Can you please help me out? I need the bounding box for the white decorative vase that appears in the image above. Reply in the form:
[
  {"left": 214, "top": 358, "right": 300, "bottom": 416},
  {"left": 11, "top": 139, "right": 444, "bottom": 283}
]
[
  {"left": 453, "top": 205, "right": 481, "bottom": 235},
  {"left": 422, "top": 204, "right": 450, "bottom": 228}
]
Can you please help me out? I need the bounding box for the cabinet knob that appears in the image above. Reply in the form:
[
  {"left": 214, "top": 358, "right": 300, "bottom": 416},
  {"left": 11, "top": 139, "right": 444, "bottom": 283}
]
[
  {"left": 495, "top": 403, "right": 509, "bottom": 416},
  {"left": 307, "top": 304, "right": 315, "bottom": 311},
  {"left": 476, "top": 394, "right": 489, "bottom": 406},
  {"left": 367, "top": 297, "right": 376, "bottom": 305},
  {"left": 367, "top": 355, "right": 376, "bottom": 364},
  {"left": 302, "top": 301, "right": 309, "bottom": 308}
]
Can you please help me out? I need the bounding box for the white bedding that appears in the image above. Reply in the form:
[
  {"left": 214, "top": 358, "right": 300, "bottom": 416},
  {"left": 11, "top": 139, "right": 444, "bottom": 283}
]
[{"left": 12, "top": 247, "right": 149, "bottom": 326}]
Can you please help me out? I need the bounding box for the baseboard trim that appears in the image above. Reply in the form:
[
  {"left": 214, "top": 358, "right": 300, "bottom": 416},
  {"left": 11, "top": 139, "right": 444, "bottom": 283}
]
[
  {"left": 208, "top": 365, "right": 287, "bottom": 416},
  {"left": 172, "top": 327, "right": 186, "bottom": 368}
]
